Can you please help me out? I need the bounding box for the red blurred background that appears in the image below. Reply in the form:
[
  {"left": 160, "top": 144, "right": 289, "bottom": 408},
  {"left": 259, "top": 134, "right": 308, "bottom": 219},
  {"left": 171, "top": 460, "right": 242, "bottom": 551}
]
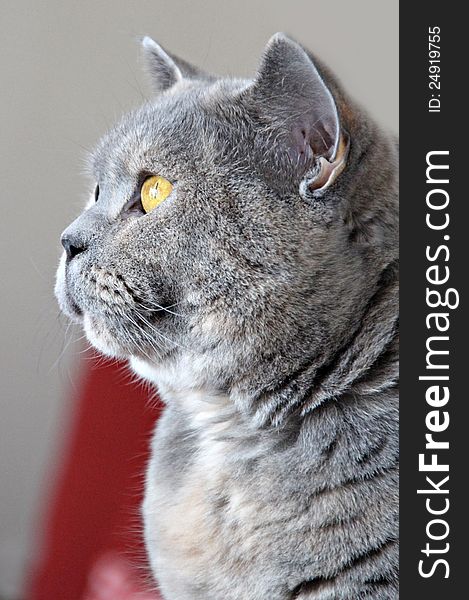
[{"left": 25, "top": 356, "right": 162, "bottom": 600}]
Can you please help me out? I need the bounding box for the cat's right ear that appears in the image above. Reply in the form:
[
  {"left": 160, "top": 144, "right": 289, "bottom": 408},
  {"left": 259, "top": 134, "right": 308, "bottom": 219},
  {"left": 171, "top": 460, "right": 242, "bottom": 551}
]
[{"left": 141, "top": 37, "right": 212, "bottom": 93}]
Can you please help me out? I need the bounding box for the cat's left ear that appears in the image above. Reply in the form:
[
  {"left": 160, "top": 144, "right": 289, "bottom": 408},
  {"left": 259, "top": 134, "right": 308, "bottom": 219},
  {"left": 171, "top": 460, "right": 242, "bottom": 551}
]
[
  {"left": 141, "top": 37, "right": 213, "bottom": 93},
  {"left": 249, "top": 33, "right": 349, "bottom": 195}
]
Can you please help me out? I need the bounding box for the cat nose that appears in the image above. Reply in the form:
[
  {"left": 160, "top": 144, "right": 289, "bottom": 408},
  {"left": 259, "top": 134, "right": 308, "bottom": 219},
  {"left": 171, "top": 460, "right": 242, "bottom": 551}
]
[
  {"left": 61, "top": 207, "right": 107, "bottom": 260},
  {"left": 61, "top": 232, "right": 87, "bottom": 260}
]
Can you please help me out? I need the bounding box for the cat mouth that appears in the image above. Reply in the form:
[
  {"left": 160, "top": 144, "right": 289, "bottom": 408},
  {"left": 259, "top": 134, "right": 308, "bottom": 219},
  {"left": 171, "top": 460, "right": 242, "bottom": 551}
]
[
  {"left": 57, "top": 259, "right": 179, "bottom": 360},
  {"left": 65, "top": 289, "right": 83, "bottom": 319},
  {"left": 55, "top": 276, "right": 84, "bottom": 323}
]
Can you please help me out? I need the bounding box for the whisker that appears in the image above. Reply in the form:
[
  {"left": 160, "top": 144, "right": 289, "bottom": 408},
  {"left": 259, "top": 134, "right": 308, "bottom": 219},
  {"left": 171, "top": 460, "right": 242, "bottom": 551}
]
[
  {"left": 120, "top": 311, "right": 164, "bottom": 361},
  {"left": 136, "top": 312, "right": 188, "bottom": 352},
  {"left": 135, "top": 299, "right": 185, "bottom": 318}
]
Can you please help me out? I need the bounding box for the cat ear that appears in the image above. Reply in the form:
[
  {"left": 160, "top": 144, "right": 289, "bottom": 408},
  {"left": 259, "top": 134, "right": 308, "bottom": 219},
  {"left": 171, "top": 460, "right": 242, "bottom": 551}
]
[
  {"left": 141, "top": 36, "right": 212, "bottom": 93},
  {"left": 250, "top": 33, "right": 348, "bottom": 193}
]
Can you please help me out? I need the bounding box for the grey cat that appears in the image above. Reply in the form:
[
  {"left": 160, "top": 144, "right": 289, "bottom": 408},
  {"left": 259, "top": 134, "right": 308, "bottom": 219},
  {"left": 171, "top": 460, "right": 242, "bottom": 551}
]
[{"left": 55, "top": 33, "right": 398, "bottom": 600}]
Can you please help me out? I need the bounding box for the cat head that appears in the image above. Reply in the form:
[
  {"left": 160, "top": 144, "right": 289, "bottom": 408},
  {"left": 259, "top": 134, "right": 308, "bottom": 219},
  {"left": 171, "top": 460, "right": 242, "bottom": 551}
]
[{"left": 55, "top": 33, "right": 398, "bottom": 418}]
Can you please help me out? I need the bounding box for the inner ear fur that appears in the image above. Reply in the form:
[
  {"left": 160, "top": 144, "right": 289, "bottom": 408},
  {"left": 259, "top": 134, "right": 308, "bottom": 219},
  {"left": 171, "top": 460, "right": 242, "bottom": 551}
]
[{"left": 305, "top": 132, "right": 350, "bottom": 196}]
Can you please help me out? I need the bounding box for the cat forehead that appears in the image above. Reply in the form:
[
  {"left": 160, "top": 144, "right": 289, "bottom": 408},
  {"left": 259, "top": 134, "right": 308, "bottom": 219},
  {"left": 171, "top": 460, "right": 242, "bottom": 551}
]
[{"left": 89, "top": 78, "right": 251, "bottom": 178}]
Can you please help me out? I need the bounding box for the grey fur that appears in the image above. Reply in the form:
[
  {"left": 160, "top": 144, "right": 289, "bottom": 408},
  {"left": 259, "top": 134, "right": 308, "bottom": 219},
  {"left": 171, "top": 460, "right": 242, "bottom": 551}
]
[{"left": 55, "top": 33, "right": 398, "bottom": 599}]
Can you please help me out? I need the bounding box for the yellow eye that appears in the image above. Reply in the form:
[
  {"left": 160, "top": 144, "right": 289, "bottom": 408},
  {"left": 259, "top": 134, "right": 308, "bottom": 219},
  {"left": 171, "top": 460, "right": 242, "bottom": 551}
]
[{"left": 140, "top": 175, "right": 173, "bottom": 213}]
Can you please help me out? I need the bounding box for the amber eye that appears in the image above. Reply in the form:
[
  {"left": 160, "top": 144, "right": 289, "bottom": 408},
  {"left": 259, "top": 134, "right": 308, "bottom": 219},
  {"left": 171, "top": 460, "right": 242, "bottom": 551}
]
[{"left": 140, "top": 175, "right": 173, "bottom": 213}]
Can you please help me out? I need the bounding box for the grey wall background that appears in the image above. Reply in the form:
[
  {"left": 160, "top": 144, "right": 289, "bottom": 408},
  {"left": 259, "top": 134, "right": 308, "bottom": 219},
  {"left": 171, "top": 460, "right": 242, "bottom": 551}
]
[{"left": 0, "top": 0, "right": 398, "bottom": 596}]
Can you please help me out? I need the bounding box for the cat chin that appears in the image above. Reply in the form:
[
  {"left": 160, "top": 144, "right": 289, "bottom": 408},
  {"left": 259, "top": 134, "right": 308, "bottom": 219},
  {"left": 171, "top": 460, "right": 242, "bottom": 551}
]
[
  {"left": 83, "top": 313, "right": 127, "bottom": 359},
  {"left": 129, "top": 356, "right": 160, "bottom": 385}
]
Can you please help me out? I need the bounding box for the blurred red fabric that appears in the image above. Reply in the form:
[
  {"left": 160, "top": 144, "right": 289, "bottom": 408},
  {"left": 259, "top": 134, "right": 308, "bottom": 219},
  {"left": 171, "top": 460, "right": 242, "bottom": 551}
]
[
  {"left": 25, "top": 355, "right": 162, "bottom": 600},
  {"left": 83, "top": 552, "right": 159, "bottom": 600}
]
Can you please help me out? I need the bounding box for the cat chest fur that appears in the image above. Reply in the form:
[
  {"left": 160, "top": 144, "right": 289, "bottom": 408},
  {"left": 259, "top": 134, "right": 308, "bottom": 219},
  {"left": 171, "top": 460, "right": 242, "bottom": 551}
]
[
  {"left": 143, "top": 392, "right": 301, "bottom": 599},
  {"left": 143, "top": 385, "right": 399, "bottom": 599}
]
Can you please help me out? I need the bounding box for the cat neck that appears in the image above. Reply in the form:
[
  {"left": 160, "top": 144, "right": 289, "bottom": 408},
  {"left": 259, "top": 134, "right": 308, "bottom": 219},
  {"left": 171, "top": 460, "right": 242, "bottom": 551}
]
[
  {"left": 231, "top": 259, "right": 399, "bottom": 427},
  {"left": 130, "top": 353, "right": 231, "bottom": 409}
]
